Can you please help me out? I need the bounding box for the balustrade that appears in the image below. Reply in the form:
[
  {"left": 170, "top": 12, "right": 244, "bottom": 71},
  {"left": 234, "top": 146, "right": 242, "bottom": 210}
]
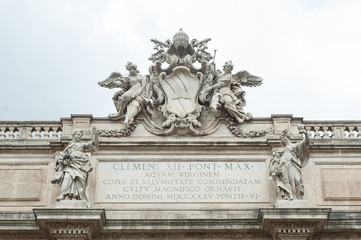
[
  {"left": 304, "top": 122, "right": 360, "bottom": 139},
  {"left": 0, "top": 120, "right": 360, "bottom": 141},
  {"left": 0, "top": 123, "right": 62, "bottom": 140}
]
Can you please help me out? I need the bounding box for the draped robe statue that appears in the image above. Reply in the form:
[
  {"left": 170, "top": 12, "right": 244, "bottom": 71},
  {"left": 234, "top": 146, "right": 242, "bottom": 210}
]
[
  {"left": 269, "top": 125, "right": 310, "bottom": 200},
  {"left": 51, "top": 127, "right": 98, "bottom": 201}
]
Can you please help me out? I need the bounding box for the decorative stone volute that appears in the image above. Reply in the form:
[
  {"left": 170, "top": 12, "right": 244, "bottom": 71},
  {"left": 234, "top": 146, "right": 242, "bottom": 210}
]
[{"left": 98, "top": 29, "right": 263, "bottom": 136}]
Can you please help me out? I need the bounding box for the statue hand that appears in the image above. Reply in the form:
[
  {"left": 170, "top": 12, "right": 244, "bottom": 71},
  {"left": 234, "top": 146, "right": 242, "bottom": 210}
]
[
  {"left": 55, "top": 164, "right": 60, "bottom": 171},
  {"left": 90, "top": 126, "right": 97, "bottom": 134},
  {"left": 297, "top": 124, "right": 306, "bottom": 134},
  {"left": 204, "top": 86, "right": 212, "bottom": 93}
]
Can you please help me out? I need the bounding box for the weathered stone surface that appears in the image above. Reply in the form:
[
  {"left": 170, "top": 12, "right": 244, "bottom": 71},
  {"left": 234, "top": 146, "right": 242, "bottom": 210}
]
[
  {"left": 260, "top": 208, "right": 331, "bottom": 240},
  {"left": 321, "top": 168, "right": 361, "bottom": 200},
  {"left": 55, "top": 200, "right": 88, "bottom": 208},
  {"left": 51, "top": 127, "right": 98, "bottom": 204},
  {"left": 95, "top": 161, "right": 269, "bottom": 203},
  {"left": 1, "top": 209, "right": 361, "bottom": 239},
  {"left": 0, "top": 157, "right": 49, "bottom": 207},
  {"left": 0, "top": 169, "right": 42, "bottom": 201},
  {"left": 33, "top": 208, "right": 105, "bottom": 240},
  {"left": 1, "top": 115, "right": 361, "bottom": 211},
  {"left": 269, "top": 125, "right": 310, "bottom": 201}
]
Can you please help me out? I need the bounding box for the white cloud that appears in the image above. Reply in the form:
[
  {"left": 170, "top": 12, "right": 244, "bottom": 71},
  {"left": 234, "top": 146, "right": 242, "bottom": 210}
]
[{"left": 0, "top": 0, "right": 360, "bottom": 120}]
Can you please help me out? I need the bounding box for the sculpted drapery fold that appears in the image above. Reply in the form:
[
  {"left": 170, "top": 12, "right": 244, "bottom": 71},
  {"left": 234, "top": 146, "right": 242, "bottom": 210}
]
[
  {"left": 97, "top": 29, "right": 263, "bottom": 136},
  {"left": 51, "top": 127, "right": 99, "bottom": 202},
  {"left": 269, "top": 124, "right": 310, "bottom": 200}
]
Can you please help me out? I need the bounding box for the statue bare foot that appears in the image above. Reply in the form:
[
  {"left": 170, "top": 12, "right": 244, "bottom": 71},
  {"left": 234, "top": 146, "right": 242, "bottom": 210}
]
[
  {"left": 245, "top": 112, "right": 253, "bottom": 120},
  {"left": 235, "top": 117, "right": 244, "bottom": 123},
  {"left": 109, "top": 112, "right": 123, "bottom": 120},
  {"left": 56, "top": 194, "right": 65, "bottom": 201}
]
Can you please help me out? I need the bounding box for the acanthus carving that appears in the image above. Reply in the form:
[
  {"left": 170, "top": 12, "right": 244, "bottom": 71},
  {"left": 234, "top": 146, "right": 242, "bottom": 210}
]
[
  {"left": 226, "top": 118, "right": 273, "bottom": 138},
  {"left": 99, "top": 29, "right": 263, "bottom": 136}
]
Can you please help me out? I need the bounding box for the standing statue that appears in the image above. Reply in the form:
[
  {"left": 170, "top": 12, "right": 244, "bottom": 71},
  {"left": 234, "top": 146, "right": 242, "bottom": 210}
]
[
  {"left": 51, "top": 127, "right": 98, "bottom": 201},
  {"left": 269, "top": 125, "right": 310, "bottom": 200},
  {"left": 205, "top": 61, "right": 262, "bottom": 123},
  {"left": 98, "top": 62, "right": 152, "bottom": 125}
]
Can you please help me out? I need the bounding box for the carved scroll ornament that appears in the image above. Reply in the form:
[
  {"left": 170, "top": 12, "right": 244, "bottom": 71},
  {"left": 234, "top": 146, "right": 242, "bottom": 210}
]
[{"left": 99, "top": 29, "right": 263, "bottom": 136}]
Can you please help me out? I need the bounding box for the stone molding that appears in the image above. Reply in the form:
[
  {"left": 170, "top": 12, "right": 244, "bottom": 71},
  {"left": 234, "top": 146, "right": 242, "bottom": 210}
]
[
  {"left": 270, "top": 222, "right": 316, "bottom": 240},
  {"left": 259, "top": 208, "right": 331, "bottom": 240},
  {"left": 1, "top": 115, "right": 361, "bottom": 142},
  {"left": 33, "top": 209, "right": 105, "bottom": 240},
  {"left": 1, "top": 209, "right": 361, "bottom": 239},
  {"left": 93, "top": 231, "right": 271, "bottom": 239}
]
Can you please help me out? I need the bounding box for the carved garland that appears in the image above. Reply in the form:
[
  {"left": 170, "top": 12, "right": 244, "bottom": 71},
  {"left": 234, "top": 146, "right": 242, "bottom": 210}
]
[
  {"left": 97, "top": 120, "right": 137, "bottom": 137},
  {"left": 226, "top": 118, "right": 273, "bottom": 138}
]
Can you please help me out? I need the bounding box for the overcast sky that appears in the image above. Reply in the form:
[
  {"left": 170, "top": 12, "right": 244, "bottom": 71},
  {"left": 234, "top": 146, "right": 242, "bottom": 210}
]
[{"left": 0, "top": 0, "right": 360, "bottom": 121}]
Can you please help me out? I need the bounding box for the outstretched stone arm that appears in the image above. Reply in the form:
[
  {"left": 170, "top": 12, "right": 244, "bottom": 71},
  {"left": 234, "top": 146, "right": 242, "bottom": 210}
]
[
  {"left": 206, "top": 80, "right": 228, "bottom": 93},
  {"left": 298, "top": 124, "right": 310, "bottom": 147},
  {"left": 304, "top": 129, "right": 310, "bottom": 146},
  {"left": 91, "top": 127, "right": 99, "bottom": 149},
  {"left": 83, "top": 127, "right": 99, "bottom": 151},
  {"left": 296, "top": 124, "right": 311, "bottom": 167}
]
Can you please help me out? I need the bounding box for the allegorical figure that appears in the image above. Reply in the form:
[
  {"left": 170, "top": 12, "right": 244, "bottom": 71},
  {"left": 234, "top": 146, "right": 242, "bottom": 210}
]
[
  {"left": 269, "top": 125, "right": 310, "bottom": 200},
  {"left": 51, "top": 127, "right": 98, "bottom": 201},
  {"left": 98, "top": 62, "right": 152, "bottom": 125},
  {"left": 205, "top": 61, "right": 262, "bottom": 123}
]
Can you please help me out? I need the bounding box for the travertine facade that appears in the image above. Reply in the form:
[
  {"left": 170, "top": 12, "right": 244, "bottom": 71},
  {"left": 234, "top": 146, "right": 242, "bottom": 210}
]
[
  {"left": 1, "top": 30, "right": 361, "bottom": 239},
  {"left": 1, "top": 114, "right": 361, "bottom": 239}
]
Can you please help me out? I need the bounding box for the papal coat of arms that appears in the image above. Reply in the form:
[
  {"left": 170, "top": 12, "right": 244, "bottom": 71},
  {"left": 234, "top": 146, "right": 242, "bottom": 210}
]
[{"left": 98, "top": 29, "right": 262, "bottom": 136}]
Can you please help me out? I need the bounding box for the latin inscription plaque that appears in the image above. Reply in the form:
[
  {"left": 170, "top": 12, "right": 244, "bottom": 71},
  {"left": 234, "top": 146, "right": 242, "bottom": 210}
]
[{"left": 95, "top": 161, "right": 269, "bottom": 203}]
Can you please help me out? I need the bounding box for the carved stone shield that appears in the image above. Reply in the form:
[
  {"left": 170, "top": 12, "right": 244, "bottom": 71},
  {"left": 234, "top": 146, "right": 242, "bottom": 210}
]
[{"left": 160, "top": 66, "right": 201, "bottom": 116}]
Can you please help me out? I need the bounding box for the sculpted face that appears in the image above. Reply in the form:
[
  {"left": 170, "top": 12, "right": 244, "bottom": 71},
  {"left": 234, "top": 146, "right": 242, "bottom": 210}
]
[
  {"left": 74, "top": 131, "right": 83, "bottom": 141},
  {"left": 129, "top": 68, "right": 137, "bottom": 76},
  {"left": 223, "top": 65, "right": 232, "bottom": 73}
]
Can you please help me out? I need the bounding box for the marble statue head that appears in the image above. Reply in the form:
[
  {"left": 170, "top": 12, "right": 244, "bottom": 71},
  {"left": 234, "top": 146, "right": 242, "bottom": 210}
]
[
  {"left": 125, "top": 62, "right": 140, "bottom": 73},
  {"left": 72, "top": 129, "right": 83, "bottom": 140}
]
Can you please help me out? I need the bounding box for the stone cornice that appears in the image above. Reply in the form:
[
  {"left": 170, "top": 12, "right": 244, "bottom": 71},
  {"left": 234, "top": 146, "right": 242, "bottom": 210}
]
[{"left": 1, "top": 209, "right": 361, "bottom": 239}]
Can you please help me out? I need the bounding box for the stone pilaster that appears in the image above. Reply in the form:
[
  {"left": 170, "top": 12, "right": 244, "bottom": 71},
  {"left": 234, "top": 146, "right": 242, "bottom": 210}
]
[{"left": 271, "top": 114, "right": 293, "bottom": 134}]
